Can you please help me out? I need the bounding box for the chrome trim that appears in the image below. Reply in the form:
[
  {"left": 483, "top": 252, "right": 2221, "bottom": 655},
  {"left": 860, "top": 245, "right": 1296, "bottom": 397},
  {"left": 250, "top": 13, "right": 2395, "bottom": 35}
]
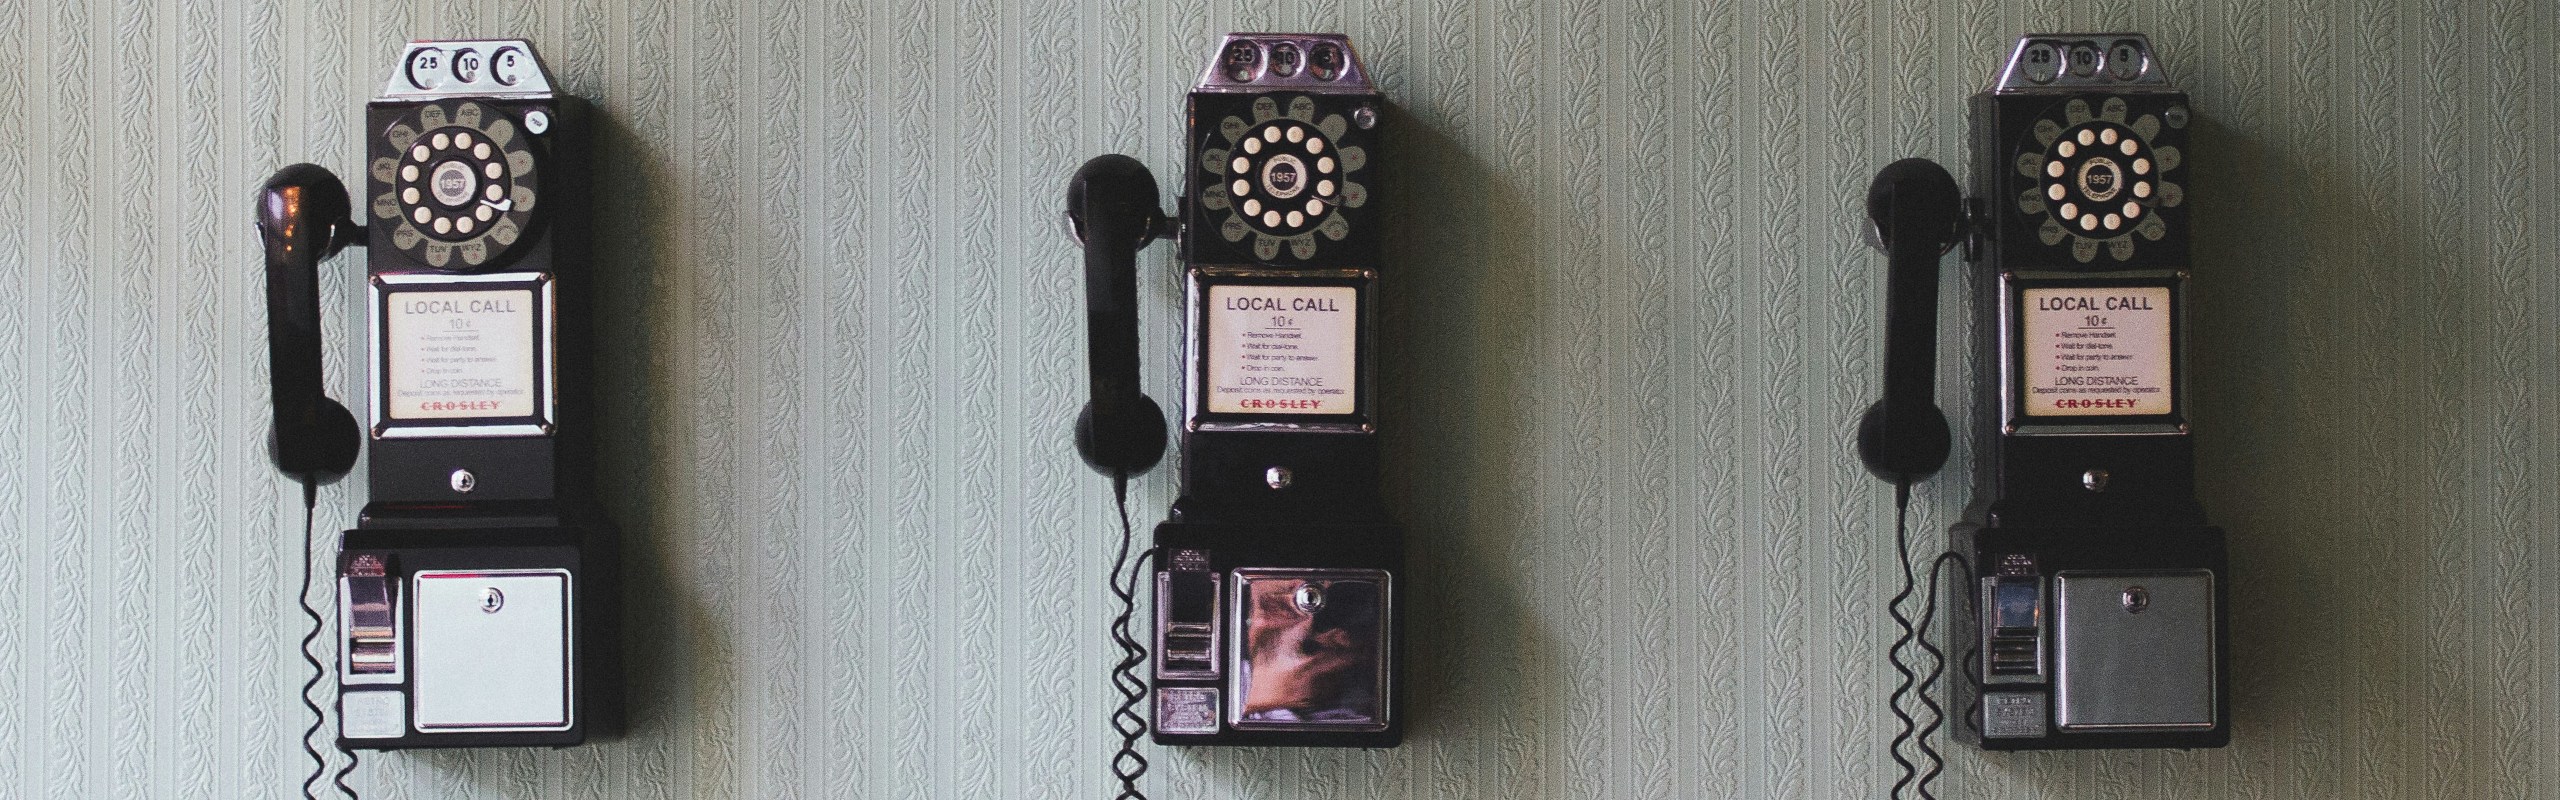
[
  {"left": 369, "top": 272, "right": 558, "bottom": 440},
  {"left": 1195, "top": 34, "right": 1373, "bottom": 94},
  {"left": 1999, "top": 270, "right": 2190, "bottom": 437},
  {"left": 1184, "top": 268, "right": 1376, "bottom": 434},
  {"left": 1225, "top": 567, "right": 1391, "bottom": 732},
  {"left": 378, "top": 39, "right": 556, "bottom": 102},
  {"left": 1993, "top": 34, "right": 2175, "bottom": 94},
  {"left": 408, "top": 568, "right": 575, "bottom": 733},
  {"left": 2052, "top": 569, "right": 2218, "bottom": 732}
]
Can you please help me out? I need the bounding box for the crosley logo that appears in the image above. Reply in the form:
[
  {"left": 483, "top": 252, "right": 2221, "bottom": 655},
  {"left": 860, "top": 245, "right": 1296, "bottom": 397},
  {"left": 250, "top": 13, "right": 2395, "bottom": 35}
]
[{"left": 421, "top": 400, "right": 505, "bottom": 413}]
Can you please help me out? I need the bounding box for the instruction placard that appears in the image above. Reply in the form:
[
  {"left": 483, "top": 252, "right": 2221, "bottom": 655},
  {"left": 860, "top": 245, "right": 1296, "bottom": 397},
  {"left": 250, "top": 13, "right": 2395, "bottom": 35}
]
[
  {"left": 2020, "top": 286, "right": 2173, "bottom": 417},
  {"left": 1205, "top": 284, "right": 1358, "bottom": 415},
  {"left": 385, "top": 288, "right": 539, "bottom": 420}
]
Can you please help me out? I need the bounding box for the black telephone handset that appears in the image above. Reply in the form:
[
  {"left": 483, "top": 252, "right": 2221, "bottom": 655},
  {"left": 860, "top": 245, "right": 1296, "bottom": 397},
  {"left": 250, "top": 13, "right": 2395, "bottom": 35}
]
[
  {"left": 1857, "top": 158, "right": 1962, "bottom": 485},
  {"left": 1067, "top": 154, "right": 1169, "bottom": 478},
  {"left": 259, "top": 165, "right": 364, "bottom": 484}
]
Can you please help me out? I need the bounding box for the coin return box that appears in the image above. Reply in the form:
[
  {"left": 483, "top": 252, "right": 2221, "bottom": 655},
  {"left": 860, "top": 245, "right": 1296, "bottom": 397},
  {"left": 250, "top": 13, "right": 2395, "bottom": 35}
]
[
  {"left": 410, "top": 569, "right": 574, "bottom": 732},
  {"left": 2053, "top": 569, "right": 2216, "bottom": 732}
]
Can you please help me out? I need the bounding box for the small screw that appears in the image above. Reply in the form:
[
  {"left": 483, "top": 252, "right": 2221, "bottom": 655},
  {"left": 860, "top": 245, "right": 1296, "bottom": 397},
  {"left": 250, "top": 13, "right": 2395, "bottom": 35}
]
[
  {"left": 1265, "top": 466, "right": 1293, "bottom": 490},
  {"left": 1352, "top": 106, "right": 1377, "bottom": 129},
  {"left": 2121, "top": 586, "right": 2149, "bottom": 613},
  {"left": 449, "top": 468, "right": 477, "bottom": 493},
  {"left": 2081, "top": 468, "right": 2110, "bottom": 492},
  {"left": 479, "top": 587, "right": 506, "bottom": 613},
  {"left": 523, "top": 109, "right": 551, "bottom": 134}
]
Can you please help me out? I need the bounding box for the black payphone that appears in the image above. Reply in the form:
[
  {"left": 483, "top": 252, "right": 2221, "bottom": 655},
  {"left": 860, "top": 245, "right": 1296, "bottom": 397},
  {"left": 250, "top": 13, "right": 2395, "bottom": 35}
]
[
  {"left": 1858, "top": 33, "right": 2227, "bottom": 797},
  {"left": 257, "top": 38, "right": 619, "bottom": 777},
  {"left": 1064, "top": 31, "right": 1400, "bottom": 797}
]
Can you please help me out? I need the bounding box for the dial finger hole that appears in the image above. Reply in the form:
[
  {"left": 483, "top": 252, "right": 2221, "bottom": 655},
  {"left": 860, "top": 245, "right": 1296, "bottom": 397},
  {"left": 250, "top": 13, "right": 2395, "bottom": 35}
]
[
  {"left": 1286, "top": 126, "right": 1304, "bottom": 143},
  {"left": 411, "top": 144, "right": 431, "bottom": 161},
  {"left": 2056, "top": 140, "right": 2076, "bottom": 158},
  {"left": 475, "top": 205, "right": 495, "bottom": 221},
  {"left": 2060, "top": 202, "right": 2079, "bottom": 219},
  {"left": 401, "top": 164, "right": 420, "bottom": 181},
  {"left": 412, "top": 207, "right": 432, "bottom": 224},
  {"left": 474, "top": 143, "right": 492, "bottom": 160},
  {"left": 1262, "top": 210, "right": 1281, "bottom": 227},
  {"left": 2047, "top": 184, "right": 2066, "bottom": 201},
  {"left": 2046, "top": 160, "right": 2065, "bottom": 178},
  {"left": 2079, "top": 214, "right": 2098, "bottom": 231},
  {"left": 1286, "top": 210, "right": 1303, "bottom": 227},
  {"left": 2133, "top": 158, "right": 2151, "bottom": 175},
  {"left": 1307, "top": 137, "right": 1324, "bottom": 154},
  {"left": 403, "top": 187, "right": 420, "bottom": 204},
  {"left": 1318, "top": 179, "right": 1336, "bottom": 197},
  {"left": 2134, "top": 181, "right": 2152, "bottom": 198},
  {"left": 2119, "top": 139, "right": 2138, "bottom": 156},
  {"left": 432, "top": 132, "right": 452, "bottom": 150},
  {"left": 455, "top": 132, "right": 474, "bottom": 149},
  {"left": 1232, "top": 180, "right": 1251, "bottom": 197},
  {"left": 456, "top": 216, "right": 475, "bottom": 234},
  {"left": 1244, "top": 198, "right": 1262, "bottom": 216},
  {"left": 1263, "top": 127, "right": 1281, "bottom": 143},
  {"left": 2103, "top": 214, "right": 2121, "bottom": 230},
  {"left": 1232, "top": 157, "right": 1250, "bottom": 174},
  {"left": 1318, "top": 156, "right": 1335, "bottom": 173},
  {"left": 2076, "top": 129, "right": 2095, "bottom": 146},
  {"left": 483, "top": 162, "right": 503, "bottom": 180},
  {"left": 484, "top": 184, "right": 504, "bottom": 202},
  {"left": 1305, "top": 199, "right": 1325, "bottom": 216},
  {"left": 2123, "top": 202, "right": 2142, "bottom": 219},
  {"left": 2100, "top": 128, "right": 2118, "bottom": 145},
  {"left": 432, "top": 216, "right": 452, "bottom": 234},
  {"left": 1244, "top": 138, "right": 1262, "bottom": 155}
]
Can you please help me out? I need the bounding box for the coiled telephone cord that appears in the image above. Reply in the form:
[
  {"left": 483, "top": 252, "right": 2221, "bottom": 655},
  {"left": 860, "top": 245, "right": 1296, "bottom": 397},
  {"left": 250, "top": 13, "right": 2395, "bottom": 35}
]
[
  {"left": 1884, "top": 479, "right": 1969, "bottom": 800},
  {"left": 1106, "top": 474, "right": 1157, "bottom": 800},
  {"left": 297, "top": 479, "right": 361, "bottom": 800}
]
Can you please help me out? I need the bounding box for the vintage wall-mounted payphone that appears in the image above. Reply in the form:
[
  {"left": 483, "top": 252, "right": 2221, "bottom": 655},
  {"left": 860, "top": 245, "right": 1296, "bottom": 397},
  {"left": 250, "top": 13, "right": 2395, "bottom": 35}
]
[
  {"left": 1064, "top": 31, "right": 1400, "bottom": 797},
  {"left": 1859, "top": 33, "right": 2227, "bottom": 797},
  {"left": 258, "top": 39, "right": 619, "bottom": 780}
]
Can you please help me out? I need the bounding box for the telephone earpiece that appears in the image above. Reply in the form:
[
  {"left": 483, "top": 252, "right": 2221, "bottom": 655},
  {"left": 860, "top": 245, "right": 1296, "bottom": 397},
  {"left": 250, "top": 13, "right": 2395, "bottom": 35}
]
[
  {"left": 1065, "top": 154, "right": 1170, "bottom": 477},
  {"left": 258, "top": 163, "right": 364, "bottom": 484},
  {"left": 1857, "top": 157, "right": 1964, "bottom": 483}
]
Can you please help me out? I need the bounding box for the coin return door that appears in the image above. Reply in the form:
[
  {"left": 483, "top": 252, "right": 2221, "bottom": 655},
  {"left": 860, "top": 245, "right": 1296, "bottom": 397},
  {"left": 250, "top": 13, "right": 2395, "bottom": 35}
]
[
  {"left": 2053, "top": 570, "right": 2215, "bottom": 732},
  {"left": 411, "top": 570, "right": 574, "bottom": 732}
]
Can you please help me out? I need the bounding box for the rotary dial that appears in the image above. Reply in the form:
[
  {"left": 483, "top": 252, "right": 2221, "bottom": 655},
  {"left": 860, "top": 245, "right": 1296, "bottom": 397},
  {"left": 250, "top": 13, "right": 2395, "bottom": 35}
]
[
  {"left": 369, "top": 101, "right": 541, "bottom": 270},
  {"left": 2013, "top": 96, "right": 2184, "bottom": 263},
  {"left": 1197, "top": 94, "right": 1368, "bottom": 262}
]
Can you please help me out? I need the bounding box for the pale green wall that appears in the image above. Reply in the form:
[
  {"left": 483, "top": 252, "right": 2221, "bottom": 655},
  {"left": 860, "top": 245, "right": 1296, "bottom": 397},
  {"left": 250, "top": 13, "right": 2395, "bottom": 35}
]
[{"left": 1, "top": 0, "right": 2555, "bottom": 797}]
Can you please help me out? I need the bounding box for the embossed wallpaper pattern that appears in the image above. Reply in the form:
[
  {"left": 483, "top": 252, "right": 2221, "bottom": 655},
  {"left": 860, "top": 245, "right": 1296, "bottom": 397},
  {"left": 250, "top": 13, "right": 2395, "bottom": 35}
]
[{"left": 0, "top": 0, "right": 2554, "bottom": 797}]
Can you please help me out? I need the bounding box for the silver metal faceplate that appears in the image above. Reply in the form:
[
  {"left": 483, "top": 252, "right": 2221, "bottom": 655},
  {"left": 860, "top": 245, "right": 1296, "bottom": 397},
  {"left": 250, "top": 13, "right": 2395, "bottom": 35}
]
[
  {"left": 379, "top": 39, "right": 556, "bottom": 101},
  {"left": 410, "top": 569, "right": 574, "bottom": 732},
  {"left": 2053, "top": 569, "right": 2216, "bottom": 732},
  {"left": 1196, "top": 33, "right": 1373, "bottom": 94},
  {"left": 1994, "top": 34, "right": 2176, "bottom": 94}
]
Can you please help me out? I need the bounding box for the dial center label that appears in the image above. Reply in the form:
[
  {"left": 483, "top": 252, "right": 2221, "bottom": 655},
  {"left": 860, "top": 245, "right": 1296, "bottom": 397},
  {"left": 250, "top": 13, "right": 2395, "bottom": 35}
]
[
  {"left": 1205, "top": 284, "right": 1357, "bottom": 415},
  {"left": 2020, "top": 286, "right": 2172, "bottom": 416},
  {"left": 385, "top": 288, "right": 538, "bottom": 420}
]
